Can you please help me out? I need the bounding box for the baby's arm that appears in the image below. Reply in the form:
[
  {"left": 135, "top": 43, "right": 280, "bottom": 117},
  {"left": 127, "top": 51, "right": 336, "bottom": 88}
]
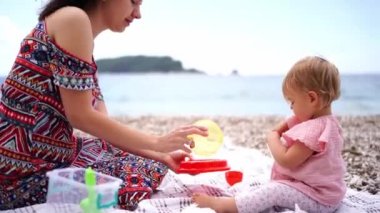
[{"left": 267, "top": 131, "right": 314, "bottom": 169}]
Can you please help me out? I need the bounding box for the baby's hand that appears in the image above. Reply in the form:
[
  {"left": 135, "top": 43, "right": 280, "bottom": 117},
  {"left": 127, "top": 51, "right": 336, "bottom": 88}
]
[
  {"left": 272, "top": 120, "right": 288, "bottom": 134},
  {"left": 267, "top": 131, "right": 280, "bottom": 143}
]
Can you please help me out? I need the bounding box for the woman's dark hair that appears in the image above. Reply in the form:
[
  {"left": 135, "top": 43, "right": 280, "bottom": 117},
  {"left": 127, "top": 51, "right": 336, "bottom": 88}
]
[{"left": 38, "top": 0, "right": 100, "bottom": 21}]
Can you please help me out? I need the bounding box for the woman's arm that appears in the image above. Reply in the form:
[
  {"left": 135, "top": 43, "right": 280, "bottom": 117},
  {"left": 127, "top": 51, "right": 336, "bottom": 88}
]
[
  {"left": 94, "top": 100, "right": 108, "bottom": 115},
  {"left": 60, "top": 88, "right": 205, "bottom": 154},
  {"left": 61, "top": 88, "right": 158, "bottom": 151},
  {"left": 92, "top": 100, "right": 194, "bottom": 163}
]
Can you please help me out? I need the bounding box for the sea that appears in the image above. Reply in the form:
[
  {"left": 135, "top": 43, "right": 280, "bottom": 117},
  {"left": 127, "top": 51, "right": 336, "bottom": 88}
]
[{"left": 0, "top": 73, "right": 379, "bottom": 117}]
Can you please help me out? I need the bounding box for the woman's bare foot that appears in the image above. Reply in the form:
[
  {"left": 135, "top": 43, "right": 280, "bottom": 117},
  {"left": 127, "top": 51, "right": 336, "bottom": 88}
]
[{"left": 192, "top": 193, "right": 238, "bottom": 213}]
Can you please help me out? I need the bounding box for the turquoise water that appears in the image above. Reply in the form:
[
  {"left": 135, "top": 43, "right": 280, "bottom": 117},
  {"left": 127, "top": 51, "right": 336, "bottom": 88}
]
[{"left": 1, "top": 73, "right": 380, "bottom": 116}]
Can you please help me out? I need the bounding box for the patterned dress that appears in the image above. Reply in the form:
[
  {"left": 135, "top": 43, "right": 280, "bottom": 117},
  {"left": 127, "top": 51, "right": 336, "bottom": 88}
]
[{"left": 0, "top": 21, "right": 168, "bottom": 210}]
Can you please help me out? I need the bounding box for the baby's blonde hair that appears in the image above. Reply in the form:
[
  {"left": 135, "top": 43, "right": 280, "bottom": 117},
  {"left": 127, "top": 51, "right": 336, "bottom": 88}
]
[{"left": 282, "top": 56, "right": 341, "bottom": 105}]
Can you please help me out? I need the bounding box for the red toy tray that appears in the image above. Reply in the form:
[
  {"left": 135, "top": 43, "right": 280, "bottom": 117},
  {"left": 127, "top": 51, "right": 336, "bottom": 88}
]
[{"left": 176, "top": 159, "right": 230, "bottom": 175}]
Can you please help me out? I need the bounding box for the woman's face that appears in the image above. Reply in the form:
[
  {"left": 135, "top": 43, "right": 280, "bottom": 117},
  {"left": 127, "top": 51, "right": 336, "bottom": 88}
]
[{"left": 102, "top": 0, "right": 142, "bottom": 32}]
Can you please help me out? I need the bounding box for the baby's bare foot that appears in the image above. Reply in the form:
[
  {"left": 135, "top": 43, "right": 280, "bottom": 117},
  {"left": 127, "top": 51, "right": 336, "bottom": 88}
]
[
  {"left": 192, "top": 193, "right": 238, "bottom": 213},
  {"left": 192, "top": 193, "right": 217, "bottom": 208}
]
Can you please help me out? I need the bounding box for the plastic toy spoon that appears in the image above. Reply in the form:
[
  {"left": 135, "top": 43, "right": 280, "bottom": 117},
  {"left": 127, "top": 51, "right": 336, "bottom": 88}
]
[{"left": 80, "top": 167, "right": 100, "bottom": 213}]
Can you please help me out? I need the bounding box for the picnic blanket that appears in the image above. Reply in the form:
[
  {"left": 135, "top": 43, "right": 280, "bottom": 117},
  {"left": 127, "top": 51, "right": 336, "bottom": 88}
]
[{"left": 2, "top": 138, "right": 380, "bottom": 212}]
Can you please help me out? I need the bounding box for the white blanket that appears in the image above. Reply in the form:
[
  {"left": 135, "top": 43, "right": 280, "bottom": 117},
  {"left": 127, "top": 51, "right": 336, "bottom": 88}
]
[{"left": 2, "top": 139, "right": 380, "bottom": 213}]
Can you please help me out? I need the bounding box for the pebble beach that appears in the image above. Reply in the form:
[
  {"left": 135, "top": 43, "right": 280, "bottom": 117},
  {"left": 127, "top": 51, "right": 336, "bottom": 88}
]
[{"left": 113, "top": 115, "right": 380, "bottom": 195}]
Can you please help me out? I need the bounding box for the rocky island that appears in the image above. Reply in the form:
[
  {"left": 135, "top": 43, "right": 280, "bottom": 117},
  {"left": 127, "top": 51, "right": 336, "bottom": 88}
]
[{"left": 96, "top": 55, "right": 204, "bottom": 74}]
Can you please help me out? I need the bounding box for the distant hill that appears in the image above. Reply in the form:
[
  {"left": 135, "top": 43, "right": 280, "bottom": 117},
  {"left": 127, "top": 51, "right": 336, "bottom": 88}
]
[{"left": 96, "top": 55, "right": 204, "bottom": 74}]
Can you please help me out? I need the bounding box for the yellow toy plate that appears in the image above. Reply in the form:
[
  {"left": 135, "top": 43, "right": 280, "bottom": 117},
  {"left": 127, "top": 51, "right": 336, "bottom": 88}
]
[{"left": 188, "top": 119, "right": 224, "bottom": 157}]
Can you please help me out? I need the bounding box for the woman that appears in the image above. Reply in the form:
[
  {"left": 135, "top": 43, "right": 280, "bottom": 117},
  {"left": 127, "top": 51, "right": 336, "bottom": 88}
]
[{"left": 0, "top": 0, "right": 207, "bottom": 210}]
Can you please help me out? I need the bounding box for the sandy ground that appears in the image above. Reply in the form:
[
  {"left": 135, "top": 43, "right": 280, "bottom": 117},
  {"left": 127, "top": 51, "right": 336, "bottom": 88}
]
[{"left": 111, "top": 115, "right": 379, "bottom": 195}]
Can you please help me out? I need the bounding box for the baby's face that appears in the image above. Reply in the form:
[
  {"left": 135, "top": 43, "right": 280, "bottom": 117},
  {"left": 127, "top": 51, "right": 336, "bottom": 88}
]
[{"left": 285, "top": 87, "right": 315, "bottom": 122}]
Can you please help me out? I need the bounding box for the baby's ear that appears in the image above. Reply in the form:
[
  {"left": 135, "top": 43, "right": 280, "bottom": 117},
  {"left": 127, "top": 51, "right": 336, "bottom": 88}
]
[{"left": 307, "top": 91, "right": 319, "bottom": 104}]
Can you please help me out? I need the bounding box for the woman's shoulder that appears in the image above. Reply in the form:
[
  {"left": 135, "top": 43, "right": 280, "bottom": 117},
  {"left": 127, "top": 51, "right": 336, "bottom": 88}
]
[
  {"left": 45, "top": 6, "right": 94, "bottom": 64},
  {"left": 48, "top": 6, "right": 90, "bottom": 22},
  {"left": 46, "top": 6, "right": 91, "bottom": 33}
]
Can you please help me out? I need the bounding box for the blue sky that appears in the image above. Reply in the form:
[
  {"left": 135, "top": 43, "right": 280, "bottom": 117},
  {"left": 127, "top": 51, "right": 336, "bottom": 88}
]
[{"left": 0, "top": 0, "right": 379, "bottom": 76}]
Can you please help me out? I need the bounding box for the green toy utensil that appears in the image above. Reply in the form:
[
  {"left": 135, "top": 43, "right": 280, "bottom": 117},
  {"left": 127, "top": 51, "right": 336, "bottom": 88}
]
[{"left": 80, "top": 167, "right": 100, "bottom": 213}]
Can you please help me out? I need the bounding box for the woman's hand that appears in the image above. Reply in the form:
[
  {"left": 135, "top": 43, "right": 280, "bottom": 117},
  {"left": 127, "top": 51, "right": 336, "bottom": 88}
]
[
  {"left": 157, "top": 125, "right": 208, "bottom": 153},
  {"left": 162, "top": 150, "right": 191, "bottom": 172}
]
